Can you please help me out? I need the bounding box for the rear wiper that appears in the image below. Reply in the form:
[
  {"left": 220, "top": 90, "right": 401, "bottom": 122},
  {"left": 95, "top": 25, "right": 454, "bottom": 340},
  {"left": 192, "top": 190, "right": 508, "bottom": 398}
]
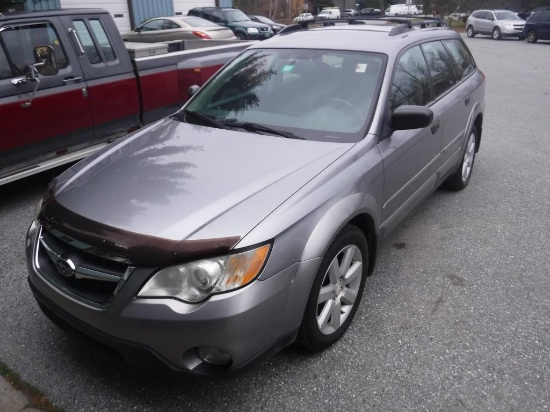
[
  {"left": 222, "top": 120, "right": 304, "bottom": 140},
  {"left": 182, "top": 109, "right": 230, "bottom": 130}
]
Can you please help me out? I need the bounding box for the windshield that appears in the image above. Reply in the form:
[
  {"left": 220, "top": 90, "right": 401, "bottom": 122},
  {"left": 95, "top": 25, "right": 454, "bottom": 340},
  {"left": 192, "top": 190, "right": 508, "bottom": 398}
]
[
  {"left": 183, "top": 48, "right": 385, "bottom": 143},
  {"left": 495, "top": 11, "right": 521, "bottom": 20},
  {"left": 223, "top": 9, "right": 250, "bottom": 22}
]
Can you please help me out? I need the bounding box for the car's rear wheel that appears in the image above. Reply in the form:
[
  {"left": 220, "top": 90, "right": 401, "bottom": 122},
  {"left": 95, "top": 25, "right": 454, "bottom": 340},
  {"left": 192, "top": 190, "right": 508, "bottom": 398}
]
[
  {"left": 492, "top": 27, "right": 502, "bottom": 40},
  {"left": 443, "top": 126, "right": 478, "bottom": 191},
  {"left": 297, "top": 225, "right": 368, "bottom": 351},
  {"left": 467, "top": 25, "right": 476, "bottom": 37},
  {"left": 527, "top": 30, "right": 538, "bottom": 43}
]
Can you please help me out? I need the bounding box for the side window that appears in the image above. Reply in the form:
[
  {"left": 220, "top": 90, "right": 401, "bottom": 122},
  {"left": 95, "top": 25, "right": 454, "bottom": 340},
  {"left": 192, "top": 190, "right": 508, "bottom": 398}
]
[
  {"left": 141, "top": 20, "right": 164, "bottom": 31},
  {"left": 163, "top": 20, "right": 180, "bottom": 30},
  {"left": 89, "top": 19, "right": 116, "bottom": 62},
  {"left": 541, "top": 12, "right": 550, "bottom": 21},
  {"left": 212, "top": 12, "right": 223, "bottom": 23},
  {"left": 442, "top": 39, "right": 476, "bottom": 81},
  {"left": 390, "top": 45, "right": 430, "bottom": 111},
  {"left": 73, "top": 19, "right": 116, "bottom": 64},
  {"left": 0, "top": 44, "right": 13, "bottom": 79},
  {"left": 421, "top": 41, "right": 456, "bottom": 99},
  {"left": 0, "top": 23, "right": 68, "bottom": 76}
]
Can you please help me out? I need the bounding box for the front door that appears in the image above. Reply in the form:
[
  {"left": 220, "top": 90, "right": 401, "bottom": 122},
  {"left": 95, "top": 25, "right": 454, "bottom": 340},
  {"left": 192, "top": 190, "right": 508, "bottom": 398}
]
[{"left": 0, "top": 19, "right": 93, "bottom": 173}]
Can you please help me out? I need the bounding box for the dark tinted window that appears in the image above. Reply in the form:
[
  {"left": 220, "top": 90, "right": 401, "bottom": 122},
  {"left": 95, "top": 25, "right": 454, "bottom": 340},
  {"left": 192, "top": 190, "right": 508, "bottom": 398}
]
[
  {"left": 472, "top": 11, "right": 485, "bottom": 18},
  {"left": 141, "top": 20, "right": 164, "bottom": 31},
  {"left": 541, "top": 11, "right": 550, "bottom": 21},
  {"left": 391, "top": 45, "right": 430, "bottom": 111},
  {"left": 0, "top": 23, "right": 68, "bottom": 75},
  {"left": 443, "top": 40, "right": 476, "bottom": 80},
  {"left": 421, "top": 41, "right": 456, "bottom": 99}
]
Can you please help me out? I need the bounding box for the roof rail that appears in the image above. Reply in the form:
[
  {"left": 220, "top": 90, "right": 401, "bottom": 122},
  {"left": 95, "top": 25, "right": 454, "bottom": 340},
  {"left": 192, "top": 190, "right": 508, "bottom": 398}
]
[{"left": 278, "top": 16, "right": 446, "bottom": 36}]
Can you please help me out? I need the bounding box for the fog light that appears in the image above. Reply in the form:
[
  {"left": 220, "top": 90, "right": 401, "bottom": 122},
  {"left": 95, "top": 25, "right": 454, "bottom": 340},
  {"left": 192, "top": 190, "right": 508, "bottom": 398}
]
[{"left": 197, "top": 346, "right": 232, "bottom": 366}]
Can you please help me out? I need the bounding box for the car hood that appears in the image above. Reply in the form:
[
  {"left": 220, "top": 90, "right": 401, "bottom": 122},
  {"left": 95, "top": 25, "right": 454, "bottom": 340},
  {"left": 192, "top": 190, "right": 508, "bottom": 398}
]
[{"left": 47, "top": 118, "right": 350, "bottom": 246}]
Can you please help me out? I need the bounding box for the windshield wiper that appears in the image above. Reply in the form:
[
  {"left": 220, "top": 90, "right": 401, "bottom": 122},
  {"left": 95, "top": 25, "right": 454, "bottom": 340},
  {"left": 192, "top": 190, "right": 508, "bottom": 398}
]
[
  {"left": 222, "top": 120, "right": 304, "bottom": 140},
  {"left": 182, "top": 109, "right": 230, "bottom": 130}
]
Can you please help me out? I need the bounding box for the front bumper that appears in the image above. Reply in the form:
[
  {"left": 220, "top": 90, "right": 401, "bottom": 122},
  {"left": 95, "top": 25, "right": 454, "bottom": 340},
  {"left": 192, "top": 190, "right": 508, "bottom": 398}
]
[
  {"left": 500, "top": 26, "right": 525, "bottom": 36},
  {"left": 25, "top": 220, "right": 319, "bottom": 377}
]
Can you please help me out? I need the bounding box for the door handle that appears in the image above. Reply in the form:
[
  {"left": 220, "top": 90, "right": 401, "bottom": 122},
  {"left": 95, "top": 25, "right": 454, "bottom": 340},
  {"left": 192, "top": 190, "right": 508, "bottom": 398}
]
[
  {"left": 431, "top": 121, "right": 440, "bottom": 134},
  {"left": 63, "top": 76, "right": 83, "bottom": 84},
  {"left": 465, "top": 97, "right": 471, "bottom": 106}
]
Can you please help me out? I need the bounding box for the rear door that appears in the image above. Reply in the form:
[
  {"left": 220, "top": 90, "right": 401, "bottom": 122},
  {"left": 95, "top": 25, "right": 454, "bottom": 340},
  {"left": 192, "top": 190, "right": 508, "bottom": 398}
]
[
  {"left": 0, "top": 18, "right": 93, "bottom": 173},
  {"left": 539, "top": 12, "right": 550, "bottom": 39},
  {"left": 59, "top": 14, "right": 141, "bottom": 143}
]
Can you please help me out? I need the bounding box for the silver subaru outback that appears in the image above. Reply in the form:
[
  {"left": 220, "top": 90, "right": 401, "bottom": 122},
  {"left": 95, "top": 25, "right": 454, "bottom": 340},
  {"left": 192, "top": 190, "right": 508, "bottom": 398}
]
[{"left": 26, "top": 18, "right": 485, "bottom": 378}]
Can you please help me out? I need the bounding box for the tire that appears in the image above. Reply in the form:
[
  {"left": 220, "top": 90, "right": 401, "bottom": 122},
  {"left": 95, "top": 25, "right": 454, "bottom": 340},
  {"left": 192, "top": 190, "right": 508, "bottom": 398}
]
[
  {"left": 467, "top": 25, "right": 476, "bottom": 38},
  {"left": 236, "top": 32, "right": 246, "bottom": 40},
  {"left": 297, "top": 225, "right": 368, "bottom": 351},
  {"left": 527, "top": 30, "right": 538, "bottom": 43},
  {"left": 492, "top": 27, "right": 502, "bottom": 40},
  {"left": 443, "top": 126, "right": 478, "bottom": 191}
]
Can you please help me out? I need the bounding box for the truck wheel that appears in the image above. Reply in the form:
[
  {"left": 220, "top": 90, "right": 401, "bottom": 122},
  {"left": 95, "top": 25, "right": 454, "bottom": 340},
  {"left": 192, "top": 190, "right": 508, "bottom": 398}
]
[
  {"left": 297, "top": 225, "right": 368, "bottom": 351},
  {"left": 527, "top": 30, "right": 538, "bottom": 43},
  {"left": 236, "top": 33, "right": 246, "bottom": 40}
]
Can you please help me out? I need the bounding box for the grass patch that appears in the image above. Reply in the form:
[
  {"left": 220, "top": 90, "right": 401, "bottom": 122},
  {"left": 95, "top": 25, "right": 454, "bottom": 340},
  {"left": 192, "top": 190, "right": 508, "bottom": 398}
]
[{"left": 0, "top": 361, "right": 63, "bottom": 412}]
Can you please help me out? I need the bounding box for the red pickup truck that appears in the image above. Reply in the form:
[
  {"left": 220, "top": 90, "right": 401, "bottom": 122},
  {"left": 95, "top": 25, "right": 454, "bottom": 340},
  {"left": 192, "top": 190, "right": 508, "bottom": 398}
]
[{"left": 0, "top": 8, "right": 250, "bottom": 185}]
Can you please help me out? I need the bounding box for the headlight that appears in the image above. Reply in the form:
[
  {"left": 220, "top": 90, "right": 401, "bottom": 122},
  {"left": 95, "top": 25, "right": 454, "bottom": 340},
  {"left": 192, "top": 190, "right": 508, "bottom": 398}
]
[
  {"left": 247, "top": 28, "right": 259, "bottom": 34},
  {"left": 138, "top": 243, "right": 270, "bottom": 303}
]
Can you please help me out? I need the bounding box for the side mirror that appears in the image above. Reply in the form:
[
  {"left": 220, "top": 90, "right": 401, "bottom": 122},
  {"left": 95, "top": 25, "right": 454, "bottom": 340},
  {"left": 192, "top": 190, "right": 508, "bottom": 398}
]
[
  {"left": 33, "top": 45, "right": 58, "bottom": 76},
  {"left": 391, "top": 105, "right": 433, "bottom": 130},
  {"left": 188, "top": 85, "right": 200, "bottom": 97}
]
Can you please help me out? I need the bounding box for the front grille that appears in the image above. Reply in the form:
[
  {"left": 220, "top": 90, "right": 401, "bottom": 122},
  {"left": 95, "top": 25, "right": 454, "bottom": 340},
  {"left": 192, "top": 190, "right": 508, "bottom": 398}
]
[
  {"left": 35, "top": 226, "right": 129, "bottom": 306},
  {"left": 513, "top": 25, "right": 524, "bottom": 31}
]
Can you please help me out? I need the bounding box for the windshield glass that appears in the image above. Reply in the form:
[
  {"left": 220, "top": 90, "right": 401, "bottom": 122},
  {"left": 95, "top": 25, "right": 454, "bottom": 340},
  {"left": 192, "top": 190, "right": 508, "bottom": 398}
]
[
  {"left": 224, "top": 9, "right": 250, "bottom": 22},
  {"left": 183, "top": 48, "right": 385, "bottom": 143},
  {"left": 495, "top": 11, "right": 521, "bottom": 20}
]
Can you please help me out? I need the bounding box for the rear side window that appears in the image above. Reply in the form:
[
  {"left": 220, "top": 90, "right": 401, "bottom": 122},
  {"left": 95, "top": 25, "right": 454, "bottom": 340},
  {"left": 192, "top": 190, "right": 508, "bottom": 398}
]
[
  {"left": 443, "top": 39, "right": 476, "bottom": 80},
  {"left": 73, "top": 19, "right": 116, "bottom": 64},
  {"left": 0, "top": 23, "right": 68, "bottom": 75},
  {"left": 391, "top": 45, "right": 430, "bottom": 111},
  {"left": 541, "top": 12, "right": 550, "bottom": 21},
  {"left": 421, "top": 41, "right": 456, "bottom": 99}
]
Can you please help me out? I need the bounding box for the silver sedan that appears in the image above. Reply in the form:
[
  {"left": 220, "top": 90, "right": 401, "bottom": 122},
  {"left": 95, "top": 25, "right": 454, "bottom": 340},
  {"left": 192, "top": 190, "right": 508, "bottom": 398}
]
[{"left": 122, "top": 16, "right": 237, "bottom": 42}]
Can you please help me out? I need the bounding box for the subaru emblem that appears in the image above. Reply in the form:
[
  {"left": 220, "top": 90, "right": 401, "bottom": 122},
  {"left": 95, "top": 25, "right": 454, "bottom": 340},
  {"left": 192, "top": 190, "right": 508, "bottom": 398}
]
[{"left": 55, "top": 257, "right": 76, "bottom": 277}]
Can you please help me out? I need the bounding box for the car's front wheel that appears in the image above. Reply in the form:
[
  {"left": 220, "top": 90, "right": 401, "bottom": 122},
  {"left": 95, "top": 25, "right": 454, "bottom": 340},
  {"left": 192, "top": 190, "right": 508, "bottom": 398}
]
[
  {"left": 297, "top": 225, "right": 368, "bottom": 351},
  {"left": 236, "top": 32, "right": 246, "bottom": 40},
  {"left": 527, "top": 30, "right": 538, "bottom": 43},
  {"left": 467, "top": 25, "right": 476, "bottom": 37},
  {"left": 492, "top": 27, "right": 502, "bottom": 40},
  {"left": 443, "top": 126, "right": 478, "bottom": 191}
]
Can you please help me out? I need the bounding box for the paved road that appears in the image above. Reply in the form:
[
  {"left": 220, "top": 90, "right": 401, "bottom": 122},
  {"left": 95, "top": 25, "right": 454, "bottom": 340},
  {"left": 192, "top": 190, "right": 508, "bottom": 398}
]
[{"left": 1, "top": 35, "right": 549, "bottom": 412}]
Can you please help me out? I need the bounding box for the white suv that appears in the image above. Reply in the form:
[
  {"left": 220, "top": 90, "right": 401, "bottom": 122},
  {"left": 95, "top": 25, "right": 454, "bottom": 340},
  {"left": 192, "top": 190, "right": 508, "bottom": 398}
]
[{"left": 466, "top": 9, "right": 525, "bottom": 39}]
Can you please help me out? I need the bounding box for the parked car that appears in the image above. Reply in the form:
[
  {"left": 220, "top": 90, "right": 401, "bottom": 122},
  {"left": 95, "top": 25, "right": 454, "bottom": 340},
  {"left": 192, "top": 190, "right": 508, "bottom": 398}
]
[
  {"left": 121, "top": 16, "right": 237, "bottom": 42},
  {"left": 385, "top": 4, "right": 419, "bottom": 16},
  {"left": 517, "top": 6, "right": 550, "bottom": 20},
  {"left": 248, "top": 15, "right": 286, "bottom": 34},
  {"left": 318, "top": 7, "right": 341, "bottom": 19},
  {"left": 342, "top": 9, "right": 358, "bottom": 17},
  {"left": 466, "top": 9, "right": 525, "bottom": 39},
  {"left": 294, "top": 13, "right": 315, "bottom": 22},
  {"left": 359, "top": 8, "right": 383, "bottom": 17},
  {"left": 27, "top": 17, "right": 485, "bottom": 378},
  {"left": 188, "top": 7, "right": 273, "bottom": 40},
  {"left": 521, "top": 10, "right": 550, "bottom": 43}
]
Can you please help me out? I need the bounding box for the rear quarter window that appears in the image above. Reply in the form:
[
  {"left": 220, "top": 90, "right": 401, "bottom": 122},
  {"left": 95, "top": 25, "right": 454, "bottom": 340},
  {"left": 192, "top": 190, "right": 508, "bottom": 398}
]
[{"left": 443, "top": 39, "right": 476, "bottom": 81}]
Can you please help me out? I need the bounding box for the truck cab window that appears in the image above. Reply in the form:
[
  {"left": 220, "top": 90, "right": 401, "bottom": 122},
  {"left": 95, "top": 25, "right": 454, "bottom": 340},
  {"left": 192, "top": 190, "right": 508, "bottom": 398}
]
[
  {"left": 89, "top": 19, "right": 116, "bottom": 62},
  {"left": 73, "top": 20, "right": 101, "bottom": 64},
  {"left": 0, "top": 23, "right": 68, "bottom": 76}
]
